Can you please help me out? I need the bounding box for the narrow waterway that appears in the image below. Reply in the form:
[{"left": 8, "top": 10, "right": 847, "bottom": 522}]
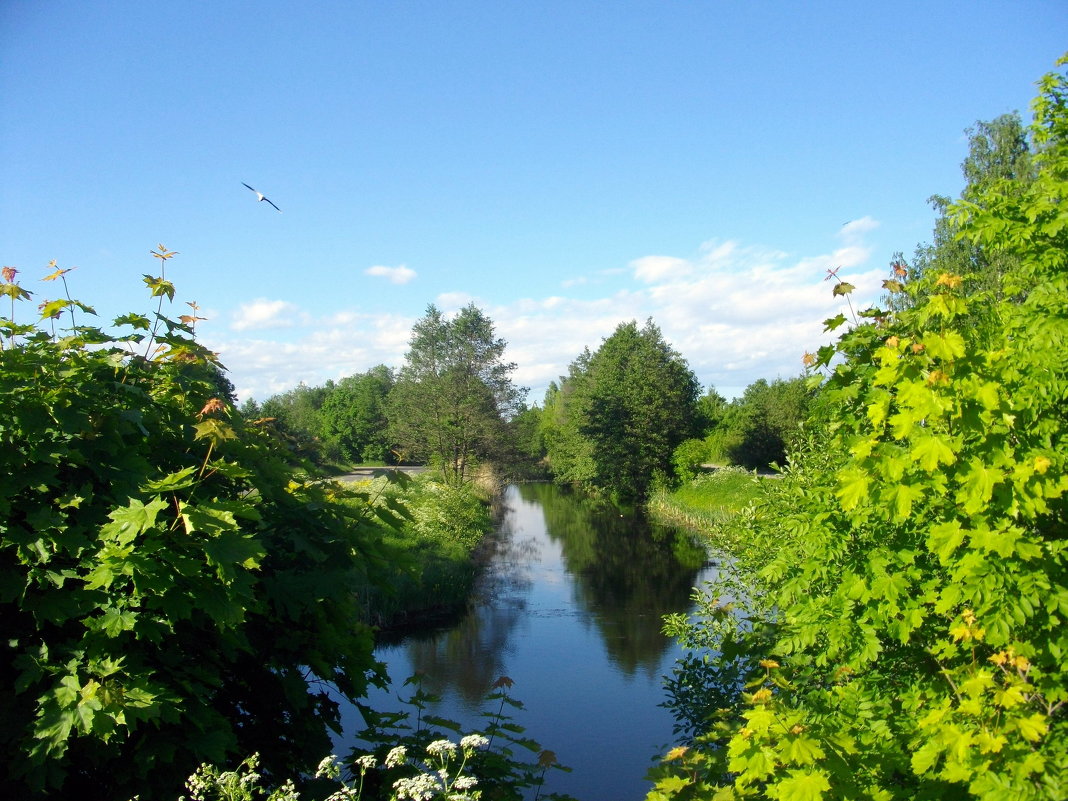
[{"left": 334, "top": 483, "right": 717, "bottom": 801}]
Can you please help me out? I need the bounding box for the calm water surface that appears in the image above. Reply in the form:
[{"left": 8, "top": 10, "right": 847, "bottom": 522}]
[{"left": 334, "top": 483, "right": 716, "bottom": 801}]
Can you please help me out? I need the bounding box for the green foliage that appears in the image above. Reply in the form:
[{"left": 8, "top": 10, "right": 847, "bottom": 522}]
[
  {"left": 353, "top": 474, "right": 493, "bottom": 630},
  {"left": 649, "top": 467, "right": 769, "bottom": 541},
  {"left": 890, "top": 111, "right": 1037, "bottom": 319},
  {"left": 354, "top": 674, "right": 575, "bottom": 801},
  {"left": 0, "top": 254, "right": 391, "bottom": 799},
  {"left": 650, "top": 58, "right": 1068, "bottom": 801},
  {"left": 724, "top": 378, "right": 811, "bottom": 472},
  {"left": 673, "top": 437, "right": 714, "bottom": 482},
  {"left": 258, "top": 381, "right": 337, "bottom": 463},
  {"left": 542, "top": 319, "right": 701, "bottom": 502},
  {"left": 320, "top": 366, "right": 397, "bottom": 464},
  {"left": 389, "top": 304, "right": 526, "bottom": 485}
]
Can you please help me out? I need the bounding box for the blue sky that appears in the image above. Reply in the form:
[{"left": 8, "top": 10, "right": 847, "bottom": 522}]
[{"left": 2, "top": 1, "right": 1064, "bottom": 402}]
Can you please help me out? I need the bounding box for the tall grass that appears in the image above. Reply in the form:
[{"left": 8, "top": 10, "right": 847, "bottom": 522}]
[{"left": 648, "top": 467, "right": 769, "bottom": 546}]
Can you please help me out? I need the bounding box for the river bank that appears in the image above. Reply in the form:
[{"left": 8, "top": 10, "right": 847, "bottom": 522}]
[
  {"left": 646, "top": 467, "right": 771, "bottom": 546},
  {"left": 341, "top": 470, "right": 500, "bottom": 633}
]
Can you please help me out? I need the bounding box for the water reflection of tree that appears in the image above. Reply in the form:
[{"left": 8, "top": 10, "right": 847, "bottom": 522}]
[
  {"left": 404, "top": 483, "right": 705, "bottom": 703},
  {"left": 405, "top": 488, "right": 536, "bottom": 707},
  {"left": 518, "top": 483, "right": 704, "bottom": 677}
]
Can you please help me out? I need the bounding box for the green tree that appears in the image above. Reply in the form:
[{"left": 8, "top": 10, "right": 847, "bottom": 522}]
[
  {"left": 650, "top": 58, "right": 1068, "bottom": 801},
  {"left": 389, "top": 304, "right": 525, "bottom": 484},
  {"left": 319, "top": 365, "right": 395, "bottom": 463},
  {"left": 890, "top": 112, "right": 1036, "bottom": 315},
  {"left": 259, "top": 380, "right": 336, "bottom": 462},
  {"left": 538, "top": 354, "right": 598, "bottom": 486},
  {"left": 726, "top": 376, "right": 811, "bottom": 471},
  {"left": 554, "top": 320, "right": 701, "bottom": 502}
]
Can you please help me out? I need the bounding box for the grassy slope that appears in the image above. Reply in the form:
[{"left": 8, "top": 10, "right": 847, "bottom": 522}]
[{"left": 647, "top": 467, "right": 769, "bottom": 545}]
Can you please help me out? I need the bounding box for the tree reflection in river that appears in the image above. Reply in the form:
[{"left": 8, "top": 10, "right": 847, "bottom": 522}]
[
  {"left": 402, "top": 512, "right": 538, "bottom": 706},
  {"left": 520, "top": 483, "right": 705, "bottom": 678},
  {"left": 357, "top": 483, "right": 715, "bottom": 801},
  {"left": 403, "top": 482, "right": 706, "bottom": 702}
]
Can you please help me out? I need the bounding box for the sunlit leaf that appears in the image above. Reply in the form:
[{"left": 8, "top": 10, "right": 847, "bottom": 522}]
[
  {"left": 831, "top": 282, "right": 855, "bottom": 296},
  {"left": 823, "top": 313, "right": 848, "bottom": 331}
]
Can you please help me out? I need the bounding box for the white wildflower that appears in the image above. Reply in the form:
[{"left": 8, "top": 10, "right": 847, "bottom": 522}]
[
  {"left": 315, "top": 755, "right": 340, "bottom": 780},
  {"left": 393, "top": 773, "right": 443, "bottom": 800},
  {"left": 426, "top": 739, "right": 458, "bottom": 758},
  {"left": 460, "top": 734, "right": 489, "bottom": 752},
  {"left": 385, "top": 745, "right": 408, "bottom": 768},
  {"left": 355, "top": 754, "right": 377, "bottom": 772},
  {"left": 452, "top": 775, "right": 478, "bottom": 790},
  {"left": 267, "top": 778, "right": 300, "bottom": 801}
]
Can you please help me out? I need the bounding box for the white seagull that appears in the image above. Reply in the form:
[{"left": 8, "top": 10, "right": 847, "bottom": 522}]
[{"left": 242, "top": 182, "right": 282, "bottom": 213}]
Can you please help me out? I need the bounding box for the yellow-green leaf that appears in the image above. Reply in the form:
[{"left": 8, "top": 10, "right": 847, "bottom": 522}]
[
  {"left": 911, "top": 435, "right": 957, "bottom": 472},
  {"left": 773, "top": 769, "right": 831, "bottom": 801}
]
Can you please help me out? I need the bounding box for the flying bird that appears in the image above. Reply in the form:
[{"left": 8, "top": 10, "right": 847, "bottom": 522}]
[{"left": 242, "top": 182, "right": 282, "bottom": 213}]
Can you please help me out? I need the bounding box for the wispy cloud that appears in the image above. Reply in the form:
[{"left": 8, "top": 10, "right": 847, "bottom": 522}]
[
  {"left": 630, "top": 255, "right": 692, "bottom": 283},
  {"left": 230, "top": 299, "right": 301, "bottom": 331},
  {"left": 212, "top": 223, "right": 888, "bottom": 402},
  {"left": 365, "top": 264, "right": 417, "bottom": 284}
]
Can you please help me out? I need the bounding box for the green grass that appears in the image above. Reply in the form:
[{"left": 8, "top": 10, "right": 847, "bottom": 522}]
[{"left": 648, "top": 467, "right": 769, "bottom": 542}]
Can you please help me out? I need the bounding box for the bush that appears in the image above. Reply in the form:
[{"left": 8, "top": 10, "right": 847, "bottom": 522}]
[{"left": 0, "top": 253, "right": 390, "bottom": 799}]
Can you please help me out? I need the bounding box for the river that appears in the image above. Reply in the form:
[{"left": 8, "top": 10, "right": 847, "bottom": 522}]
[{"left": 333, "top": 482, "right": 717, "bottom": 800}]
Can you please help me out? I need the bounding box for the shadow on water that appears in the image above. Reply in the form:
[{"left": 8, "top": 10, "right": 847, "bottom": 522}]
[{"left": 339, "top": 483, "right": 716, "bottom": 801}]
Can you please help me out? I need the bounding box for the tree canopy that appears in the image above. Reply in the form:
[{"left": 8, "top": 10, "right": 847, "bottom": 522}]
[
  {"left": 389, "top": 304, "right": 525, "bottom": 484},
  {"left": 542, "top": 319, "right": 700, "bottom": 501},
  {"left": 651, "top": 57, "right": 1068, "bottom": 801},
  {"left": 0, "top": 256, "right": 391, "bottom": 799}
]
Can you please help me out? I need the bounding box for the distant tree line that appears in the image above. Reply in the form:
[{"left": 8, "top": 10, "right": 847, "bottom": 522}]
[
  {"left": 249, "top": 310, "right": 814, "bottom": 499},
  {"left": 241, "top": 303, "right": 528, "bottom": 485},
  {"left": 511, "top": 320, "right": 812, "bottom": 503}
]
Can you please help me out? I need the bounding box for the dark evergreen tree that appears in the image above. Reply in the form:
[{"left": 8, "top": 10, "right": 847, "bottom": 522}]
[{"left": 553, "top": 319, "right": 700, "bottom": 501}]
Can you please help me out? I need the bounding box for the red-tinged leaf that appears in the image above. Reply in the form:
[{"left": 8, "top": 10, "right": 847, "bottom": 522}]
[{"left": 38, "top": 299, "right": 68, "bottom": 320}]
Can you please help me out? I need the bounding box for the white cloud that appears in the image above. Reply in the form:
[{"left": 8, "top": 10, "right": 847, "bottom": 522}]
[
  {"left": 230, "top": 299, "right": 300, "bottom": 331},
  {"left": 213, "top": 221, "right": 887, "bottom": 403},
  {"left": 630, "top": 255, "right": 692, "bottom": 283},
  {"left": 840, "top": 215, "right": 880, "bottom": 239},
  {"left": 365, "top": 264, "right": 417, "bottom": 284},
  {"left": 436, "top": 291, "right": 475, "bottom": 311}
]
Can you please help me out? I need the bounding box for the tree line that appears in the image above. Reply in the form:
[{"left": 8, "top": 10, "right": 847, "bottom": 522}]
[{"left": 251, "top": 316, "right": 812, "bottom": 502}]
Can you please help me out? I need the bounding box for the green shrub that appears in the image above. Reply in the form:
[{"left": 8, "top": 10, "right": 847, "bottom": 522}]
[{"left": 0, "top": 253, "right": 390, "bottom": 799}]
